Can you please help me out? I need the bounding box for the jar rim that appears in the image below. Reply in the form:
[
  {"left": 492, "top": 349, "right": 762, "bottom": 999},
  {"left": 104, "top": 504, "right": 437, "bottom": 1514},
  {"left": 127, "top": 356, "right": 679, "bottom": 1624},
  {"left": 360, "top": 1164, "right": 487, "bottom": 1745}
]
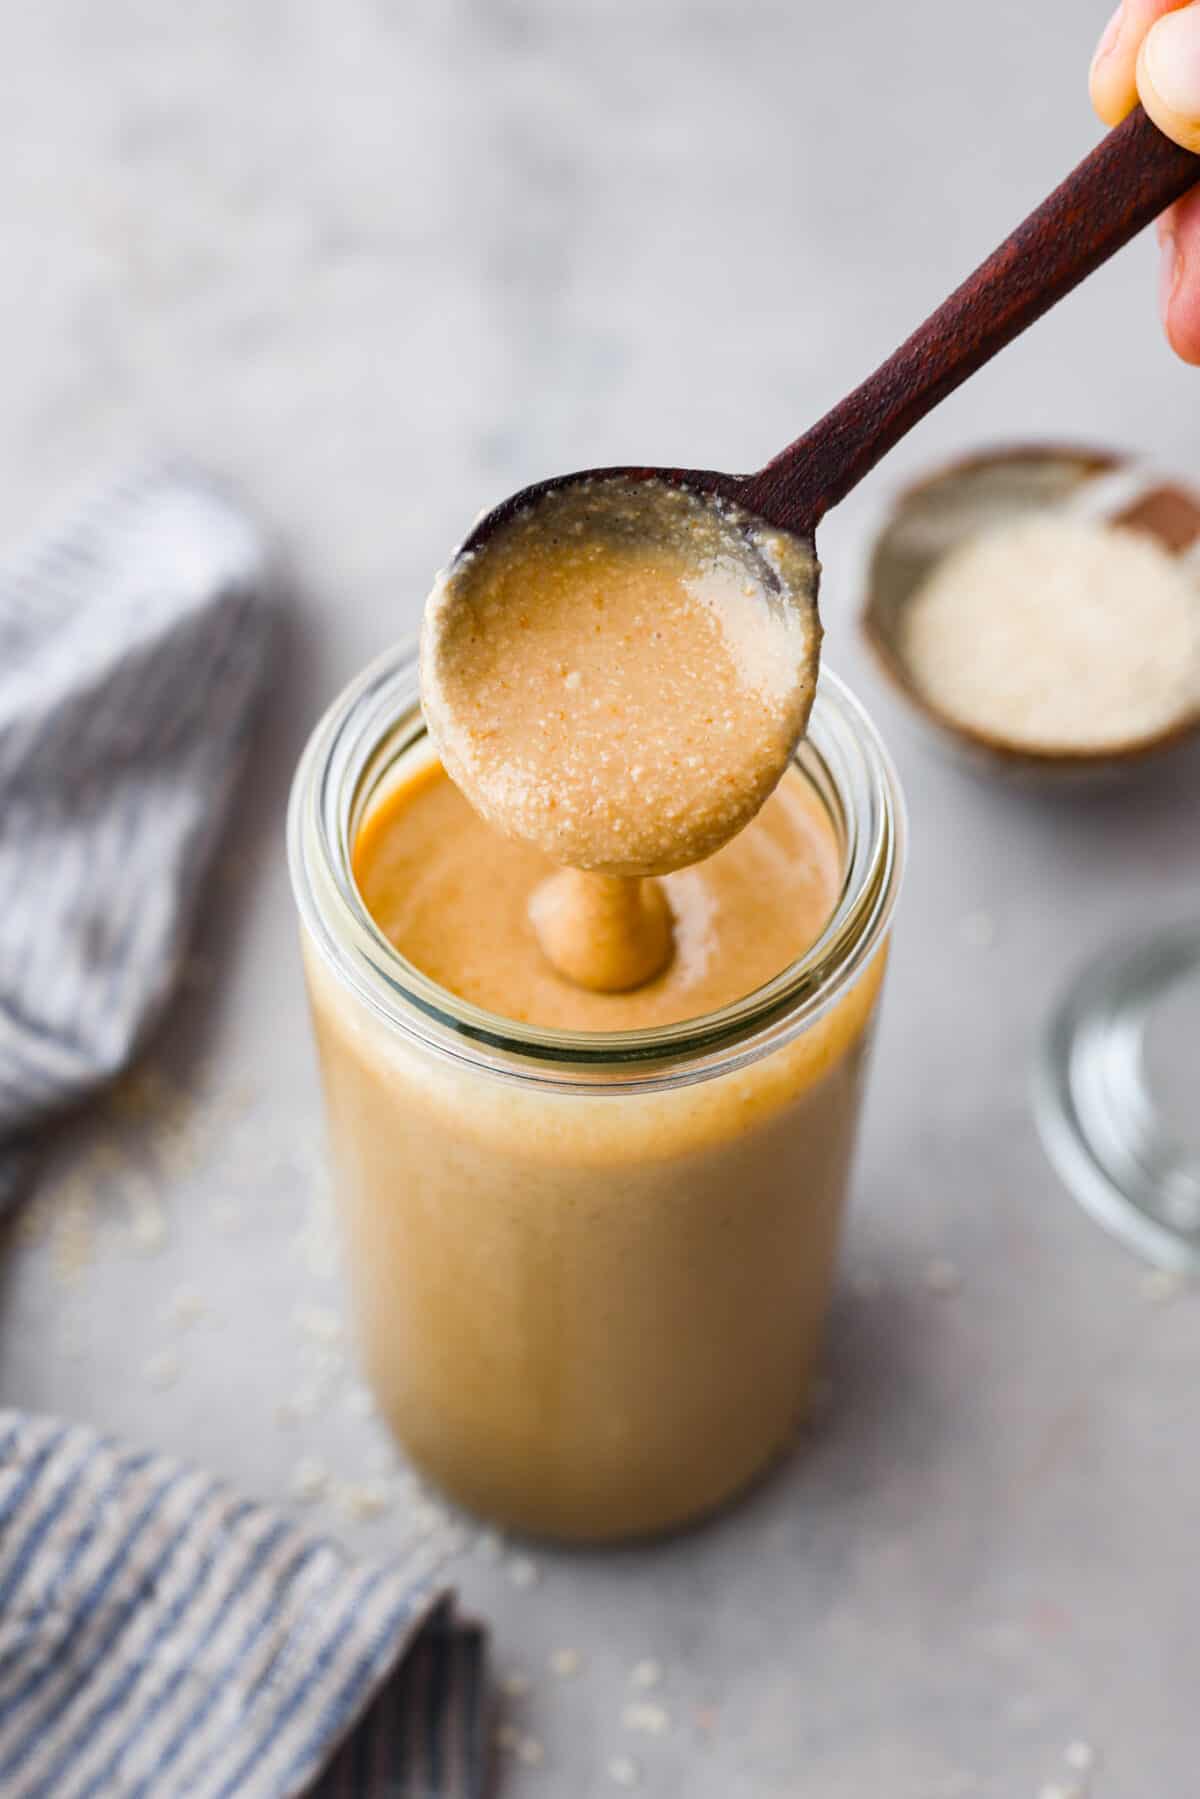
[{"left": 287, "top": 642, "right": 906, "bottom": 1094}]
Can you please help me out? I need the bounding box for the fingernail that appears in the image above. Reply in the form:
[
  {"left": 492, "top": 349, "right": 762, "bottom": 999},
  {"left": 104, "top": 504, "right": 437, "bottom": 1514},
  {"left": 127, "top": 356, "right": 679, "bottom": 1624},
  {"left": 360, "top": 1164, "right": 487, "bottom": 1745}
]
[
  {"left": 1091, "top": 2, "right": 1125, "bottom": 77},
  {"left": 1159, "top": 226, "right": 1182, "bottom": 326},
  {"left": 1141, "top": 6, "right": 1200, "bottom": 122}
]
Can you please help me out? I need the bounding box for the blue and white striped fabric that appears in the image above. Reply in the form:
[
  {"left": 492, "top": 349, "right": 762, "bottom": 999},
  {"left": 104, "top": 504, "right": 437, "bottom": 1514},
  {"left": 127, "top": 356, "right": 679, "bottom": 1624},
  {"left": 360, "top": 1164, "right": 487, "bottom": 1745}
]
[
  {"left": 0, "top": 1412, "right": 486, "bottom": 1799},
  {"left": 0, "top": 461, "right": 273, "bottom": 1210},
  {"left": 0, "top": 468, "right": 489, "bottom": 1795}
]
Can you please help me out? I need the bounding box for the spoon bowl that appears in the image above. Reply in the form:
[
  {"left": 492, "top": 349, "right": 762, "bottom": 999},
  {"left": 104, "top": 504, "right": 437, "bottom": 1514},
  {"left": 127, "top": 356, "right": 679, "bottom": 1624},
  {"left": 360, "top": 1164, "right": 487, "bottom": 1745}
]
[
  {"left": 423, "top": 469, "right": 822, "bottom": 876},
  {"left": 454, "top": 464, "right": 819, "bottom": 629}
]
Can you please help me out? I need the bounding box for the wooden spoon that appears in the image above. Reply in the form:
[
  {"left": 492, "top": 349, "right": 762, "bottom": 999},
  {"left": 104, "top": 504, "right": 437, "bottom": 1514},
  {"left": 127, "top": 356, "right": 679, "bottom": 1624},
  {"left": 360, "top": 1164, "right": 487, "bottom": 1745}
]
[{"left": 455, "top": 107, "right": 1200, "bottom": 570}]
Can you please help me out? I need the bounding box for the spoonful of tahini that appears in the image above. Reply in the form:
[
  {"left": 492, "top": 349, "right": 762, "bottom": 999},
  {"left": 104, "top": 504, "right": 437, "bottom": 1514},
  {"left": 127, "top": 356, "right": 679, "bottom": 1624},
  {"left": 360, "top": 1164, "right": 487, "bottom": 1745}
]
[{"left": 422, "top": 106, "right": 1199, "bottom": 985}]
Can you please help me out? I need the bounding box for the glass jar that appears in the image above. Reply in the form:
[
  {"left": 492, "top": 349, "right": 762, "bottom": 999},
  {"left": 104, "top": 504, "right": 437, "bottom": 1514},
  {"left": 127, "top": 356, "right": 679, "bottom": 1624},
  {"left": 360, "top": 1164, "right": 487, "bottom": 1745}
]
[{"left": 288, "top": 646, "right": 905, "bottom": 1541}]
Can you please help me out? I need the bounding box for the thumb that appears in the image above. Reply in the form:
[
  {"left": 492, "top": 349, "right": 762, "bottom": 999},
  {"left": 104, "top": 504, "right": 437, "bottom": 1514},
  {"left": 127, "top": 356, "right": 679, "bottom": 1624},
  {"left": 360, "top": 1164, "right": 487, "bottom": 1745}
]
[
  {"left": 1138, "top": 1, "right": 1200, "bottom": 149},
  {"left": 1091, "top": 0, "right": 1190, "bottom": 126}
]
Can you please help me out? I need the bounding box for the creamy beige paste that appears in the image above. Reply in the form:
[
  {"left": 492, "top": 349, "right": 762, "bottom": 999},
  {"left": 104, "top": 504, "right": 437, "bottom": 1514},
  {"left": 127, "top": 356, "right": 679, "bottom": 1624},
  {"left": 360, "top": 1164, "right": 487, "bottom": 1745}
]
[
  {"left": 353, "top": 760, "right": 840, "bottom": 1030},
  {"left": 421, "top": 476, "right": 821, "bottom": 879},
  {"left": 305, "top": 750, "right": 887, "bottom": 1539}
]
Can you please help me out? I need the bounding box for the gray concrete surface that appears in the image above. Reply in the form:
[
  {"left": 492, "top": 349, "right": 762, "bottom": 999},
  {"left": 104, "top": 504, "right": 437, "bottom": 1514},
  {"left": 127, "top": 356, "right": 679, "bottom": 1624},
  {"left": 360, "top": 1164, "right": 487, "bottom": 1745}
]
[{"left": 2, "top": 2, "right": 1199, "bottom": 1794}]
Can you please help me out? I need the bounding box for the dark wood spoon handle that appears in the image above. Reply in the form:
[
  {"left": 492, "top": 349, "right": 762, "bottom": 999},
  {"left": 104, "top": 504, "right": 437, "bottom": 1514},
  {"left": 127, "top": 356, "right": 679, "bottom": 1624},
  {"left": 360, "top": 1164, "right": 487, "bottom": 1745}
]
[{"left": 739, "top": 106, "right": 1200, "bottom": 537}]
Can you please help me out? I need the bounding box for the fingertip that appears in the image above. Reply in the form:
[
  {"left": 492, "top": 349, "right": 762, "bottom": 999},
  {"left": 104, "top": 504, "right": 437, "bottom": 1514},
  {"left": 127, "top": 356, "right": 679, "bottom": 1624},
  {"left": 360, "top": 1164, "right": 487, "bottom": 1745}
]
[
  {"left": 1090, "top": 2, "right": 1139, "bottom": 124},
  {"left": 1163, "top": 303, "right": 1200, "bottom": 365},
  {"left": 1159, "top": 191, "right": 1200, "bottom": 365},
  {"left": 1137, "top": 10, "right": 1200, "bottom": 152},
  {"left": 1091, "top": 60, "right": 1139, "bottom": 127}
]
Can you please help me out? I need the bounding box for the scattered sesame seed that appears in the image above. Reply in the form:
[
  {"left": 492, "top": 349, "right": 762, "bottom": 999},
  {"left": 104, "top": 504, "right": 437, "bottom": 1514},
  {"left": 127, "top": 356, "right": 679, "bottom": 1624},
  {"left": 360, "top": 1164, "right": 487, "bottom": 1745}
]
[
  {"left": 494, "top": 1722, "right": 522, "bottom": 1751},
  {"left": 51, "top": 1186, "right": 95, "bottom": 1287},
  {"left": 629, "top": 1660, "right": 662, "bottom": 1690},
  {"left": 1063, "top": 1741, "right": 1095, "bottom": 1772},
  {"left": 291, "top": 1458, "right": 329, "bottom": 1503},
  {"left": 507, "top": 1555, "right": 539, "bottom": 1589},
  {"left": 299, "top": 1340, "right": 344, "bottom": 1380},
  {"left": 293, "top": 1303, "right": 344, "bottom": 1344},
  {"left": 1038, "top": 1784, "right": 1079, "bottom": 1799},
  {"left": 475, "top": 1529, "right": 504, "bottom": 1563},
  {"left": 924, "top": 1258, "right": 961, "bottom": 1295},
  {"left": 622, "top": 1702, "right": 669, "bottom": 1735},
  {"left": 293, "top": 1215, "right": 340, "bottom": 1279},
  {"left": 144, "top": 1347, "right": 181, "bottom": 1390},
  {"left": 607, "top": 1754, "right": 639, "bottom": 1788},
  {"left": 292, "top": 1183, "right": 340, "bottom": 1279},
  {"left": 501, "top": 1671, "right": 532, "bottom": 1699},
  {"left": 222, "top": 1078, "right": 259, "bottom": 1118},
  {"left": 154, "top": 1126, "right": 202, "bottom": 1180},
  {"left": 517, "top": 1735, "right": 544, "bottom": 1766},
  {"left": 130, "top": 1207, "right": 168, "bottom": 1253},
  {"left": 549, "top": 1648, "right": 581, "bottom": 1678},
  {"left": 337, "top": 1479, "right": 390, "bottom": 1522},
  {"left": 165, "top": 1286, "right": 209, "bottom": 1330},
  {"left": 125, "top": 1176, "right": 168, "bottom": 1254},
  {"left": 1140, "top": 1268, "right": 1186, "bottom": 1303}
]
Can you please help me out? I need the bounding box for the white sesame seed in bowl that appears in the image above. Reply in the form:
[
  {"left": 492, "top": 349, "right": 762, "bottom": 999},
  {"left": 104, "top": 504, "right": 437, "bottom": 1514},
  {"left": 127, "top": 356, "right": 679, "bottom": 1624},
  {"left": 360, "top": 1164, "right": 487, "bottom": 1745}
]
[{"left": 862, "top": 445, "right": 1200, "bottom": 784}]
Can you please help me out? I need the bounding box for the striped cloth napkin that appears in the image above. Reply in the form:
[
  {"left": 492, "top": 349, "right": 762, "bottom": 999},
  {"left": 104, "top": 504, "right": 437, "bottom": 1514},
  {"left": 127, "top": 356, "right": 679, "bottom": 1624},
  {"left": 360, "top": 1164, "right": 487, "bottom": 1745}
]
[
  {"left": 0, "top": 461, "right": 270, "bottom": 1211},
  {"left": 0, "top": 466, "right": 488, "bottom": 1797},
  {"left": 0, "top": 1414, "right": 485, "bottom": 1799}
]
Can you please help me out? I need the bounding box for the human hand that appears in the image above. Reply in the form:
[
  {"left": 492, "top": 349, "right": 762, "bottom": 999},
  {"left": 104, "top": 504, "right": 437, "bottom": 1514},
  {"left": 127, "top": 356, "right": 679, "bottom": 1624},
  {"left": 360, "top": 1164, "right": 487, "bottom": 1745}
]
[{"left": 1091, "top": 0, "right": 1200, "bottom": 361}]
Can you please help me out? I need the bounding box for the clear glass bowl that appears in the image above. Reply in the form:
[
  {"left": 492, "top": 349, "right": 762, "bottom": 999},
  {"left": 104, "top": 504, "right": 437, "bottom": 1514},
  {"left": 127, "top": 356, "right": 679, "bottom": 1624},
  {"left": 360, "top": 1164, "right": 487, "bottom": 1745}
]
[{"left": 1035, "top": 923, "right": 1200, "bottom": 1272}]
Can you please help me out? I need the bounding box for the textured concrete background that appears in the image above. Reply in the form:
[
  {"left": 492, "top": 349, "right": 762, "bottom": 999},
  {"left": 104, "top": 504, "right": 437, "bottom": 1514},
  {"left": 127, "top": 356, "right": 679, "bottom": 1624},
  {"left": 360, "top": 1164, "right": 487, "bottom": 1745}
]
[{"left": 2, "top": 2, "right": 1199, "bottom": 1794}]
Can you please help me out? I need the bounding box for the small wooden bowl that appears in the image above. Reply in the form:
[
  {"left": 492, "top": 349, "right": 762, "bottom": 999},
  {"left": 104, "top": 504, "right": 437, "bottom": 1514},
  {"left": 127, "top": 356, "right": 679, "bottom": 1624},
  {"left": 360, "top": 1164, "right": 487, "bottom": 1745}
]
[{"left": 861, "top": 443, "right": 1200, "bottom": 781}]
